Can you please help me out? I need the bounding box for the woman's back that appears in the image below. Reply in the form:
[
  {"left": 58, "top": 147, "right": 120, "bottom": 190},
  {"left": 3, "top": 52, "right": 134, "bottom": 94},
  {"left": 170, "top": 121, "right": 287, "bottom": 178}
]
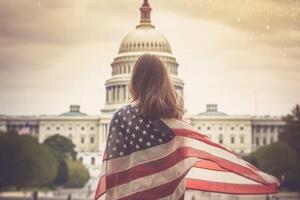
[{"left": 106, "top": 104, "right": 175, "bottom": 160}]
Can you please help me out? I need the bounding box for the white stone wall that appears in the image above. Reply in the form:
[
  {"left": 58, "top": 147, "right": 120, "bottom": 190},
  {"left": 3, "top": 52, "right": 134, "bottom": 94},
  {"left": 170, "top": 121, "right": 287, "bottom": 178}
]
[
  {"left": 77, "top": 151, "right": 103, "bottom": 178},
  {"left": 39, "top": 117, "right": 100, "bottom": 152},
  {"left": 190, "top": 117, "right": 253, "bottom": 154}
]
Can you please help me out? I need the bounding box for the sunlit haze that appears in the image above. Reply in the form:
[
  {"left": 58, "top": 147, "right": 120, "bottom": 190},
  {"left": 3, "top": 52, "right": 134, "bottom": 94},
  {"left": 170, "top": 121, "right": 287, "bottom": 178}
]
[{"left": 0, "top": 0, "right": 299, "bottom": 116}]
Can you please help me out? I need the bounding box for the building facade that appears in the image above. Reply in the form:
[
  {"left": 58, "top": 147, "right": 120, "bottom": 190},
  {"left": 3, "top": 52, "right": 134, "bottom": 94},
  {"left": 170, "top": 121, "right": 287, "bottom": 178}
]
[{"left": 0, "top": 0, "right": 285, "bottom": 178}]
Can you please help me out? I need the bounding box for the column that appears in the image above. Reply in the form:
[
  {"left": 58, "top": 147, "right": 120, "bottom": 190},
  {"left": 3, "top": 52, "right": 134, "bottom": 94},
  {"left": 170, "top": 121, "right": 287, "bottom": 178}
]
[
  {"left": 106, "top": 87, "right": 109, "bottom": 103},
  {"left": 112, "top": 86, "right": 115, "bottom": 102},
  {"left": 123, "top": 85, "right": 126, "bottom": 101},
  {"left": 120, "top": 85, "right": 124, "bottom": 102},
  {"left": 127, "top": 86, "right": 130, "bottom": 100},
  {"left": 108, "top": 87, "right": 111, "bottom": 103},
  {"left": 124, "top": 85, "right": 128, "bottom": 101}
]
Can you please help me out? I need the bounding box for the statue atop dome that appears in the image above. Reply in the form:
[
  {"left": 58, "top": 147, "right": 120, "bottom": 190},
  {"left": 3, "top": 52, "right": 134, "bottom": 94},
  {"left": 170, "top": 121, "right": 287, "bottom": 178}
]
[
  {"left": 143, "top": 0, "right": 149, "bottom": 6},
  {"left": 137, "top": 0, "right": 154, "bottom": 28}
]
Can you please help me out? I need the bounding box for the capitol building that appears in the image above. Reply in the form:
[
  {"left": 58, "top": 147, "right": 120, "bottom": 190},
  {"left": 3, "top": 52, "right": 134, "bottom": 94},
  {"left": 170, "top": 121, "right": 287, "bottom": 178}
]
[{"left": 0, "top": 0, "right": 284, "bottom": 179}]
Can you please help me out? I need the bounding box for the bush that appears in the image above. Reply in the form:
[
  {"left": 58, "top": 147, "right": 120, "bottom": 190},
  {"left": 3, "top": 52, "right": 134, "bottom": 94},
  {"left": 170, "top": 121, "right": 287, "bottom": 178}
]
[
  {"left": 64, "top": 159, "right": 90, "bottom": 188},
  {"left": 251, "top": 142, "right": 300, "bottom": 191}
]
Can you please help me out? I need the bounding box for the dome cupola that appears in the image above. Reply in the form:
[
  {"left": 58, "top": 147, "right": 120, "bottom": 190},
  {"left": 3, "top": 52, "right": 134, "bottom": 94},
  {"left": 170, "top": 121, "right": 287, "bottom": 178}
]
[{"left": 118, "top": 0, "right": 172, "bottom": 54}]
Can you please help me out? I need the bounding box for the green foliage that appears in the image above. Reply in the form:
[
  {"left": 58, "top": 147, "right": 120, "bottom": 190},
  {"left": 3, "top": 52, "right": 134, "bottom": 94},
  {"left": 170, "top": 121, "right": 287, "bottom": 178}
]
[
  {"left": 64, "top": 159, "right": 90, "bottom": 188},
  {"left": 0, "top": 133, "right": 58, "bottom": 189},
  {"left": 43, "top": 135, "right": 76, "bottom": 161},
  {"left": 53, "top": 160, "right": 69, "bottom": 186},
  {"left": 279, "top": 104, "right": 300, "bottom": 160},
  {"left": 251, "top": 142, "right": 300, "bottom": 191}
]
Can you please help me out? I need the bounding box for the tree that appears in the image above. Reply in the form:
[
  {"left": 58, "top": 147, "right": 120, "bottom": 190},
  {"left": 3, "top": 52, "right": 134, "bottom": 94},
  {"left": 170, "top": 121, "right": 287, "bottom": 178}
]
[
  {"left": 43, "top": 135, "right": 77, "bottom": 160},
  {"left": 251, "top": 142, "right": 300, "bottom": 191},
  {"left": 43, "top": 135, "right": 77, "bottom": 187},
  {"left": 279, "top": 104, "right": 300, "bottom": 159},
  {"left": 64, "top": 159, "right": 90, "bottom": 188},
  {"left": 0, "top": 133, "right": 58, "bottom": 189}
]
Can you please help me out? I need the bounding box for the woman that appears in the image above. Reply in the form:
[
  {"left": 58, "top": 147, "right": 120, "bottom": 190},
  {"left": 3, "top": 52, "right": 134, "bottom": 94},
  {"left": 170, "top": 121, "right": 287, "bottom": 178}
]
[{"left": 94, "top": 54, "right": 279, "bottom": 200}]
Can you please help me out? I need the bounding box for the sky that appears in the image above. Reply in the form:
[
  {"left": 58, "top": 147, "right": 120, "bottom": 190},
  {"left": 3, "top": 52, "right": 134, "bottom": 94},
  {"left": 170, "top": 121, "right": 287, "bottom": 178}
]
[{"left": 0, "top": 0, "right": 299, "bottom": 116}]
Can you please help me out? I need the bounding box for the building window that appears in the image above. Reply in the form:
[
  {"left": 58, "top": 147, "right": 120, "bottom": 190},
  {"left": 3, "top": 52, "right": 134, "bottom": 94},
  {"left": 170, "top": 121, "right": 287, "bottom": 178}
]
[
  {"left": 218, "top": 134, "right": 223, "bottom": 144},
  {"left": 231, "top": 136, "right": 235, "bottom": 144},
  {"left": 79, "top": 157, "right": 83, "bottom": 163},
  {"left": 263, "top": 125, "right": 268, "bottom": 133},
  {"left": 270, "top": 137, "right": 274, "bottom": 144},
  {"left": 263, "top": 137, "right": 267, "bottom": 145},
  {"left": 219, "top": 126, "right": 223, "bottom": 130},
  {"left": 207, "top": 126, "right": 211, "bottom": 130},
  {"left": 56, "top": 127, "right": 60, "bottom": 130},
  {"left": 197, "top": 126, "right": 201, "bottom": 130},
  {"left": 240, "top": 135, "right": 245, "bottom": 144},
  {"left": 81, "top": 127, "right": 85, "bottom": 131},
  {"left": 255, "top": 125, "right": 261, "bottom": 133},
  {"left": 240, "top": 126, "right": 244, "bottom": 131},
  {"left": 90, "top": 137, "right": 94, "bottom": 143},
  {"left": 47, "top": 127, "right": 50, "bottom": 130},
  {"left": 81, "top": 137, "right": 85, "bottom": 143},
  {"left": 270, "top": 125, "right": 275, "bottom": 133},
  {"left": 256, "top": 137, "right": 260, "bottom": 146},
  {"left": 91, "top": 127, "right": 94, "bottom": 131},
  {"left": 231, "top": 127, "right": 235, "bottom": 130},
  {"left": 69, "top": 127, "right": 72, "bottom": 131},
  {"left": 91, "top": 157, "right": 95, "bottom": 165}
]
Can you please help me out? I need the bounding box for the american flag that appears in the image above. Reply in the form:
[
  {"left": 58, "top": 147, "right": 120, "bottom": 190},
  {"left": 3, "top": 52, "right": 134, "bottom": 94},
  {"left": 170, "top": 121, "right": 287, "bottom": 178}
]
[{"left": 94, "top": 104, "right": 279, "bottom": 200}]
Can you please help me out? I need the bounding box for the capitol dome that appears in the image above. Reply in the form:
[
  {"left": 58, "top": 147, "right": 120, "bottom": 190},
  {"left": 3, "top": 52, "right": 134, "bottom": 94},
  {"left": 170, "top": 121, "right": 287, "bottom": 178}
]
[
  {"left": 119, "top": 27, "right": 172, "bottom": 54},
  {"left": 102, "top": 0, "right": 184, "bottom": 113}
]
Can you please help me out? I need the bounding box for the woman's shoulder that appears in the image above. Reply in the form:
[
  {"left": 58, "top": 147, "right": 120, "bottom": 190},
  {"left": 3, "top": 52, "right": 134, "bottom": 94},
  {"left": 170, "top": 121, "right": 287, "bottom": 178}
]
[{"left": 112, "top": 104, "right": 138, "bottom": 121}]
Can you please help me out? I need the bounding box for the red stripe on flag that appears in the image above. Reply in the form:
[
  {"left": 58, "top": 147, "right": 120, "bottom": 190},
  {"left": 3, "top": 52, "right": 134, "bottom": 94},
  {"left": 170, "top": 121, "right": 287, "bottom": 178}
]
[
  {"left": 105, "top": 146, "right": 269, "bottom": 189},
  {"left": 172, "top": 128, "right": 239, "bottom": 156},
  {"left": 186, "top": 178, "right": 278, "bottom": 194},
  {"left": 194, "top": 160, "right": 227, "bottom": 172},
  {"left": 119, "top": 172, "right": 187, "bottom": 200},
  {"left": 94, "top": 175, "right": 106, "bottom": 200}
]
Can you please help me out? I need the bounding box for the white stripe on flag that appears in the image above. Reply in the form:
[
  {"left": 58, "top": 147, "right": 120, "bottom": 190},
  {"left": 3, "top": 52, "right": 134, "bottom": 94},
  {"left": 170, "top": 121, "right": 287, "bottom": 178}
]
[
  {"left": 187, "top": 167, "right": 260, "bottom": 185},
  {"left": 105, "top": 157, "right": 198, "bottom": 200}
]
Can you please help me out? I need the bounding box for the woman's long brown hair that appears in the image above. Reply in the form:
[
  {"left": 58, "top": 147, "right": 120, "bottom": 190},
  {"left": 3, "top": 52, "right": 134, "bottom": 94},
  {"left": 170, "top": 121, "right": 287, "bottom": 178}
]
[{"left": 129, "top": 54, "right": 183, "bottom": 119}]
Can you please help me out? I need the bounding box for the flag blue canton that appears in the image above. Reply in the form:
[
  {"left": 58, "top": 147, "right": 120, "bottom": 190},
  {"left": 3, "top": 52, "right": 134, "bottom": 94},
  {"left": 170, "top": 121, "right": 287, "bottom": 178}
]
[{"left": 107, "top": 104, "right": 175, "bottom": 160}]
